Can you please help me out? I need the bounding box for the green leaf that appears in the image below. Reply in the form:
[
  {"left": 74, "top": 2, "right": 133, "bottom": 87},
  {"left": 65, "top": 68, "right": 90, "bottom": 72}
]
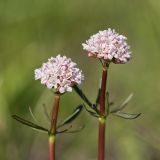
[
  {"left": 28, "top": 106, "right": 38, "bottom": 123},
  {"left": 57, "top": 104, "right": 83, "bottom": 128},
  {"left": 12, "top": 115, "right": 48, "bottom": 133},
  {"left": 112, "top": 111, "right": 141, "bottom": 119},
  {"left": 73, "top": 85, "right": 93, "bottom": 107},
  {"left": 95, "top": 88, "right": 101, "bottom": 107},
  {"left": 56, "top": 125, "right": 73, "bottom": 134},
  {"left": 110, "top": 93, "right": 133, "bottom": 113},
  {"left": 56, "top": 125, "right": 85, "bottom": 134},
  {"left": 106, "top": 91, "right": 110, "bottom": 115},
  {"left": 83, "top": 104, "right": 99, "bottom": 118},
  {"left": 63, "top": 125, "right": 85, "bottom": 134},
  {"left": 42, "top": 104, "right": 50, "bottom": 122}
]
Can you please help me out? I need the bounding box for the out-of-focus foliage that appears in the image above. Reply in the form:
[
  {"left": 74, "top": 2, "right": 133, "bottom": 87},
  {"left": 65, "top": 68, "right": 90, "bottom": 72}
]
[{"left": 0, "top": 0, "right": 160, "bottom": 159}]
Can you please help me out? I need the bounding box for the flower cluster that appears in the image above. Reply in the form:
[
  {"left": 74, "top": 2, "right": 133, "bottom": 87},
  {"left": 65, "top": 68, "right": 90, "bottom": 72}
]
[
  {"left": 35, "top": 55, "right": 84, "bottom": 93},
  {"left": 82, "top": 28, "right": 131, "bottom": 64}
]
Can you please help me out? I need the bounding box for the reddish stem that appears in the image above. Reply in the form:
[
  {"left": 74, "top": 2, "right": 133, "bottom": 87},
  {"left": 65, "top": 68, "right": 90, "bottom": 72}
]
[
  {"left": 98, "top": 122, "right": 105, "bottom": 160},
  {"left": 99, "top": 68, "right": 107, "bottom": 115},
  {"left": 49, "top": 95, "right": 60, "bottom": 160},
  {"left": 49, "top": 135, "right": 55, "bottom": 160},
  {"left": 98, "top": 66, "right": 108, "bottom": 160}
]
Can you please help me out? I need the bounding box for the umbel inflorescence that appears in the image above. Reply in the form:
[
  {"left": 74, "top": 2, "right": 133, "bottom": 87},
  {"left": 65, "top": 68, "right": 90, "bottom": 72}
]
[
  {"left": 35, "top": 55, "right": 84, "bottom": 93},
  {"left": 82, "top": 28, "right": 131, "bottom": 64}
]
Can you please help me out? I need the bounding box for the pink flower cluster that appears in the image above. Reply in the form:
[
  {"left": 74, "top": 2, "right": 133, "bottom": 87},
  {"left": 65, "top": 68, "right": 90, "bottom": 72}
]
[
  {"left": 35, "top": 55, "right": 84, "bottom": 93},
  {"left": 82, "top": 28, "right": 131, "bottom": 64}
]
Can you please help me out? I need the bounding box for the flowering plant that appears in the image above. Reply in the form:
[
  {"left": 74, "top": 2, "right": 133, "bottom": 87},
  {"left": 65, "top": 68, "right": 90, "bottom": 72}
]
[
  {"left": 13, "top": 55, "right": 84, "bottom": 160},
  {"left": 74, "top": 28, "right": 140, "bottom": 160},
  {"left": 12, "top": 28, "right": 140, "bottom": 160}
]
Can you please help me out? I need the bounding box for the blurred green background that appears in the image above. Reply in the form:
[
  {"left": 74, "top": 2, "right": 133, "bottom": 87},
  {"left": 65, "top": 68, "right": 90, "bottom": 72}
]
[{"left": 0, "top": 0, "right": 160, "bottom": 159}]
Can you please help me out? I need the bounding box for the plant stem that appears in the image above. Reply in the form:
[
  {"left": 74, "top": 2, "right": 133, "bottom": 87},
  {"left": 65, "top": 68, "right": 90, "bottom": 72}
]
[
  {"left": 49, "top": 95, "right": 60, "bottom": 160},
  {"left": 98, "top": 65, "right": 108, "bottom": 160},
  {"left": 49, "top": 134, "right": 55, "bottom": 160}
]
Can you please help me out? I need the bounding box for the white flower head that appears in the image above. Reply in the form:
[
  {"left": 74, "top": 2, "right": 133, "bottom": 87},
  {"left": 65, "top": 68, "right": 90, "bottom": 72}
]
[
  {"left": 35, "top": 55, "right": 84, "bottom": 93},
  {"left": 82, "top": 28, "right": 131, "bottom": 64}
]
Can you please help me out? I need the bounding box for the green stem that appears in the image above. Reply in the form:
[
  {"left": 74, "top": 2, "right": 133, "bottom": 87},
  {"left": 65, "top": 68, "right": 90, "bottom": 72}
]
[
  {"left": 48, "top": 95, "right": 60, "bottom": 160},
  {"left": 98, "top": 65, "right": 108, "bottom": 160}
]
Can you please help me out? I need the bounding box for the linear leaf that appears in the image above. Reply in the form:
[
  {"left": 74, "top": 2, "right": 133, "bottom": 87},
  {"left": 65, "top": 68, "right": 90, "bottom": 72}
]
[
  {"left": 112, "top": 111, "right": 141, "bottom": 119},
  {"left": 42, "top": 104, "right": 50, "bottom": 122},
  {"left": 110, "top": 93, "right": 133, "bottom": 113},
  {"left": 106, "top": 92, "right": 110, "bottom": 115},
  {"left": 83, "top": 104, "right": 99, "bottom": 117},
  {"left": 56, "top": 125, "right": 73, "bottom": 134},
  {"left": 73, "top": 85, "right": 92, "bottom": 107},
  {"left": 57, "top": 104, "right": 83, "bottom": 128},
  {"left": 12, "top": 115, "right": 48, "bottom": 133},
  {"left": 95, "top": 88, "right": 101, "bottom": 107},
  {"left": 63, "top": 125, "right": 85, "bottom": 134},
  {"left": 28, "top": 106, "right": 38, "bottom": 123}
]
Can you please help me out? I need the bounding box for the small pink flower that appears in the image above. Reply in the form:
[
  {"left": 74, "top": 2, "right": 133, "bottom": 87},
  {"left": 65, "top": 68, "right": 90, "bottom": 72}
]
[
  {"left": 82, "top": 28, "right": 131, "bottom": 64},
  {"left": 35, "top": 55, "right": 84, "bottom": 93}
]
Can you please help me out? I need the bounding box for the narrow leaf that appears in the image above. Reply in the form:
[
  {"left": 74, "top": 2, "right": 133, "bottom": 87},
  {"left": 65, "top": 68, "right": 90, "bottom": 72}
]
[
  {"left": 57, "top": 104, "right": 83, "bottom": 128},
  {"left": 64, "top": 125, "right": 85, "bottom": 134},
  {"left": 106, "top": 92, "right": 110, "bottom": 115},
  {"left": 42, "top": 104, "right": 50, "bottom": 122},
  {"left": 12, "top": 115, "right": 48, "bottom": 133},
  {"left": 73, "top": 85, "right": 92, "bottom": 107},
  {"left": 110, "top": 93, "right": 133, "bottom": 113},
  {"left": 29, "top": 106, "right": 38, "bottom": 123},
  {"left": 56, "top": 125, "right": 73, "bottom": 134},
  {"left": 95, "top": 88, "right": 101, "bottom": 108},
  {"left": 119, "top": 93, "right": 133, "bottom": 110},
  {"left": 83, "top": 104, "right": 99, "bottom": 117},
  {"left": 112, "top": 111, "right": 141, "bottom": 119}
]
